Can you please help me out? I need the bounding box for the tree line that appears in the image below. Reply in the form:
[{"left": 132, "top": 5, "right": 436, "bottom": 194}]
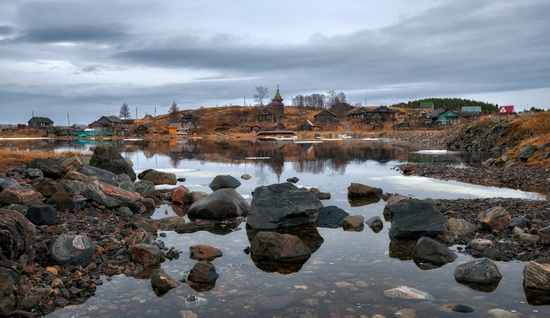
[{"left": 394, "top": 98, "right": 498, "bottom": 113}]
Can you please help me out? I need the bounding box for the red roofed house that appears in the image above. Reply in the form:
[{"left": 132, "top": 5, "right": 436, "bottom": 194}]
[{"left": 498, "top": 105, "right": 516, "bottom": 115}]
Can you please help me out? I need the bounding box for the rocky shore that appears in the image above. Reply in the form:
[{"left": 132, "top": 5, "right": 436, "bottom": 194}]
[{"left": 2, "top": 139, "right": 550, "bottom": 317}]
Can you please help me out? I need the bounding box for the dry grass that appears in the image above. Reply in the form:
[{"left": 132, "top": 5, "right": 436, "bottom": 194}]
[
  {"left": 506, "top": 112, "right": 550, "bottom": 168},
  {"left": 0, "top": 149, "right": 84, "bottom": 173}
]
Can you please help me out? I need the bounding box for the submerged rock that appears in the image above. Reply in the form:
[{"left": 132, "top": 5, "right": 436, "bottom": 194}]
[
  {"left": 150, "top": 269, "right": 180, "bottom": 296},
  {"left": 383, "top": 286, "right": 435, "bottom": 301},
  {"left": 315, "top": 206, "right": 349, "bottom": 228},
  {"left": 387, "top": 199, "right": 447, "bottom": 239}
]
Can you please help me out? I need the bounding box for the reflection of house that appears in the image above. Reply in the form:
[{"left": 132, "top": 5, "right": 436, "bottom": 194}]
[
  {"left": 498, "top": 105, "right": 516, "bottom": 115},
  {"left": 438, "top": 111, "right": 461, "bottom": 126},
  {"left": 297, "top": 120, "right": 321, "bottom": 131},
  {"left": 28, "top": 117, "right": 54, "bottom": 129},
  {"left": 314, "top": 110, "right": 340, "bottom": 124},
  {"left": 89, "top": 116, "right": 123, "bottom": 133}
]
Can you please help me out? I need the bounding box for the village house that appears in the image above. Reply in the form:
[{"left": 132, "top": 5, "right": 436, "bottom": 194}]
[
  {"left": 314, "top": 109, "right": 340, "bottom": 124},
  {"left": 437, "top": 110, "right": 461, "bottom": 126},
  {"left": 498, "top": 105, "right": 516, "bottom": 115},
  {"left": 393, "top": 118, "right": 410, "bottom": 130},
  {"left": 88, "top": 116, "right": 124, "bottom": 134},
  {"left": 296, "top": 119, "right": 321, "bottom": 131},
  {"left": 419, "top": 101, "right": 434, "bottom": 110},
  {"left": 347, "top": 107, "right": 369, "bottom": 121},
  {"left": 168, "top": 123, "right": 183, "bottom": 135},
  {"left": 365, "top": 106, "right": 399, "bottom": 122},
  {"left": 28, "top": 116, "right": 54, "bottom": 129},
  {"left": 459, "top": 106, "right": 482, "bottom": 122}
]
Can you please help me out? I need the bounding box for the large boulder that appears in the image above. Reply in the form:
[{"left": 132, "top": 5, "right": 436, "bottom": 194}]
[
  {"left": 50, "top": 234, "right": 96, "bottom": 266},
  {"left": 387, "top": 199, "right": 447, "bottom": 239},
  {"left": 0, "top": 209, "right": 36, "bottom": 260},
  {"left": 89, "top": 143, "right": 136, "bottom": 181},
  {"left": 315, "top": 206, "right": 349, "bottom": 228},
  {"left": 523, "top": 261, "right": 550, "bottom": 290},
  {"left": 454, "top": 257, "right": 502, "bottom": 285},
  {"left": 209, "top": 175, "right": 241, "bottom": 191},
  {"left": 248, "top": 183, "right": 323, "bottom": 229},
  {"left": 187, "top": 188, "right": 249, "bottom": 219},
  {"left": 83, "top": 181, "right": 142, "bottom": 212},
  {"left": 138, "top": 169, "right": 177, "bottom": 185},
  {"left": 412, "top": 236, "right": 457, "bottom": 267}
]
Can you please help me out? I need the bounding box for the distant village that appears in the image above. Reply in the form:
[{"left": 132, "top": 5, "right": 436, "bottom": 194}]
[{"left": 0, "top": 88, "right": 526, "bottom": 138}]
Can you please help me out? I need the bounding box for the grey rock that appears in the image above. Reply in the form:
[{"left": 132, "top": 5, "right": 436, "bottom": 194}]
[
  {"left": 454, "top": 257, "right": 502, "bottom": 284},
  {"left": 519, "top": 144, "right": 537, "bottom": 161},
  {"left": 78, "top": 165, "right": 120, "bottom": 185},
  {"left": 248, "top": 182, "right": 323, "bottom": 229},
  {"left": 315, "top": 206, "right": 349, "bottom": 228},
  {"left": 26, "top": 158, "right": 64, "bottom": 179},
  {"left": 83, "top": 180, "right": 142, "bottom": 212},
  {"left": 89, "top": 143, "right": 136, "bottom": 181},
  {"left": 0, "top": 208, "right": 36, "bottom": 260},
  {"left": 188, "top": 188, "right": 249, "bottom": 220},
  {"left": 366, "top": 216, "right": 384, "bottom": 232},
  {"left": 412, "top": 236, "right": 457, "bottom": 266},
  {"left": 134, "top": 180, "right": 156, "bottom": 197},
  {"left": 387, "top": 199, "right": 447, "bottom": 239},
  {"left": 47, "top": 192, "right": 75, "bottom": 211},
  {"left": 343, "top": 215, "right": 365, "bottom": 231},
  {"left": 250, "top": 231, "right": 311, "bottom": 260},
  {"left": 209, "top": 175, "right": 241, "bottom": 191},
  {"left": 26, "top": 204, "right": 58, "bottom": 225},
  {"left": 138, "top": 169, "right": 177, "bottom": 185},
  {"left": 50, "top": 234, "right": 96, "bottom": 266}
]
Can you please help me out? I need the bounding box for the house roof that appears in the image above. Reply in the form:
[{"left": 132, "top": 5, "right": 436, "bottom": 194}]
[
  {"left": 428, "top": 108, "right": 446, "bottom": 118},
  {"left": 499, "top": 105, "right": 516, "bottom": 114},
  {"left": 370, "top": 106, "right": 399, "bottom": 113},
  {"left": 461, "top": 106, "right": 482, "bottom": 113},
  {"left": 419, "top": 101, "right": 434, "bottom": 108},
  {"left": 28, "top": 116, "right": 54, "bottom": 124},
  {"left": 314, "top": 110, "right": 339, "bottom": 118},
  {"left": 168, "top": 123, "right": 182, "bottom": 128}
]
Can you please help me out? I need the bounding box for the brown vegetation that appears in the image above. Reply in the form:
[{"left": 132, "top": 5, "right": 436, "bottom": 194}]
[
  {"left": 0, "top": 149, "right": 85, "bottom": 173},
  {"left": 506, "top": 112, "right": 550, "bottom": 168}
]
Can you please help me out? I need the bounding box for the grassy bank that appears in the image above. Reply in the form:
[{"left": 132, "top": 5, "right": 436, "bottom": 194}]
[{"left": 0, "top": 149, "right": 84, "bottom": 173}]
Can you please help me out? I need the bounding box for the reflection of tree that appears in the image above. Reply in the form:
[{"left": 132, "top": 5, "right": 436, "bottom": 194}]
[{"left": 168, "top": 153, "right": 183, "bottom": 168}]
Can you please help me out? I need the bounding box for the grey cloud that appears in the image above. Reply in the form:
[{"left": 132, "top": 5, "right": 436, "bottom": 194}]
[{"left": 18, "top": 24, "right": 128, "bottom": 43}]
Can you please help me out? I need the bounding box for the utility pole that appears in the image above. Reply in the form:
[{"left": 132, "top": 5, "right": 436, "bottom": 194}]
[
  {"left": 135, "top": 107, "right": 138, "bottom": 119},
  {"left": 67, "top": 112, "right": 70, "bottom": 127}
]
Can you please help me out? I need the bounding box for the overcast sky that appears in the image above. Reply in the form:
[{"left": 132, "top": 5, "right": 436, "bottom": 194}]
[{"left": 1, "top": 0, "right": 549, "bottom": 125}]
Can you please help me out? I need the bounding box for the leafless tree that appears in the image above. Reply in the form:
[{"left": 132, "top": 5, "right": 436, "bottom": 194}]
[{"left": 254, "top": 86, "right": 269, "bottom": 106}]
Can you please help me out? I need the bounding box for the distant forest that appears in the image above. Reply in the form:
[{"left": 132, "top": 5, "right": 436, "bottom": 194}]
[{"left": 393, "top": 98, "right": 498, "bottom": 112}]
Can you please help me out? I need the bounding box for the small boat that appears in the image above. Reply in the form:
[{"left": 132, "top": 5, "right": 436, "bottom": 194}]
[{"left": 255, "top": 130, "right": 298, "bottom": 141}]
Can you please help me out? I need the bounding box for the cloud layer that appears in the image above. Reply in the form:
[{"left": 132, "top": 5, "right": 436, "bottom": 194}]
[{"left": 1, "top": 0, "right": 549, "bottom": 124}]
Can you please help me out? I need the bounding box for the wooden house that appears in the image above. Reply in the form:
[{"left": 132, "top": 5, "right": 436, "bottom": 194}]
[
  {"left": 297, "top": 120, "right": 321, "bottom": 131},
  {"left": 28, "top": 117, "right": 54, "bottom": 129},
  {"left": 168, "top": 123, "right": 183, "bottom": 135},
  {"left": 314, "top": 110, "right": 340, "bottom": 124},
  {"left": 437, "top": 111, "right": 461, "bottom": 126},
  {"left": 459, "top": 106, "right": 482, "bottom": 121},
  {"left": 347, "top": 107, "right": 369, "bottom": 120},
  {"left": 366, "top": 106, "right": 399, "bottom": 122},
  {"left": 393, "top": 119, "right": 410, "bottom": 130},
  {"left": 89, "top": 116, "right": 124, "bottom": 133}
]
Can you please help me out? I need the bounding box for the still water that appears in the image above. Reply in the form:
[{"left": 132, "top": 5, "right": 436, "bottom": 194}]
[{"left": 6, "top": 138, "right": 548, "bottom": 317}]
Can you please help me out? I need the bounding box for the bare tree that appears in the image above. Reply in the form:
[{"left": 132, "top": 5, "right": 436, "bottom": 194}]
[
  {"left": 254, "top": 86, "right": 269, "bottom": 106},
  {"left": 119, "top": 103, "right": 131, "bottom": 119}
]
